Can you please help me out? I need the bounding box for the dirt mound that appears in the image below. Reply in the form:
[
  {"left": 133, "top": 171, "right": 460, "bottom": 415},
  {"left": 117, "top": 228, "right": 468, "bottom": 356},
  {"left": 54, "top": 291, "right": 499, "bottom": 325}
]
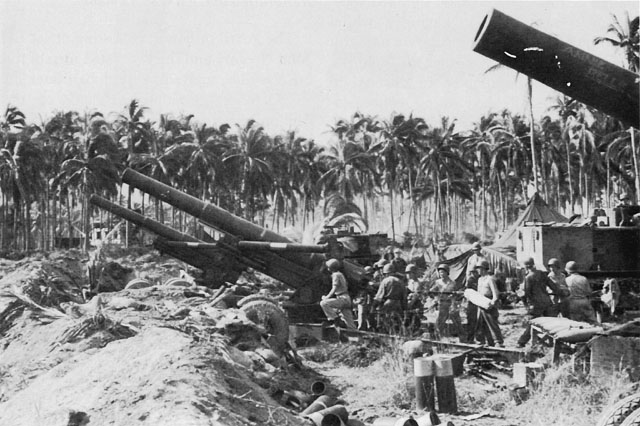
[{"left": 0, "top": 250, "right": 325, "bottom": 426}]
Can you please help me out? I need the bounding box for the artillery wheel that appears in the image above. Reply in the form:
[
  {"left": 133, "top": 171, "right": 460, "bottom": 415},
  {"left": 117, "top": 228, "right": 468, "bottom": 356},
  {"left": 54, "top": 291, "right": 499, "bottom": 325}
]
[
  {"left": 597, "top": 393, "right": 640, "bottom": 426},
  {"left": 125, "top": 278, "right": 153, "bottom": 290},
  {"left": 237, "top": 294, "right": 279, "bottom": 308},
  {"left": 240, "top": 300, "right": 289, "bottom": 354},
  {"left": 164, "top": 278, "right": 192, "bottom": 287},
  {"left": 619, "top": 408, "right": 640, "bottom": 426}
]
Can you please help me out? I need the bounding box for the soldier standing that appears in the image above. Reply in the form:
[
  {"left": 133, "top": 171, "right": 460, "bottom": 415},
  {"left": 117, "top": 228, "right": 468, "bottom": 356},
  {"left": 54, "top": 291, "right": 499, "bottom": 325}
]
[
  {"left": 428, "top": 264, "right": 463, "bottom": 340},
  {"left": 547, "top": 258, "right": 571, "bottom": 318},
  {"left": 517, "top": 257, "right": 560, "bottom": 348},
  {"left": 565, "top": 261, "right": 597, "bottom": 323},
  {"left": 474, "top": 260, "right": 505, "bottom": 347},
  {"left": 373, "top": 263, "right": 407, "bottom": 333}
]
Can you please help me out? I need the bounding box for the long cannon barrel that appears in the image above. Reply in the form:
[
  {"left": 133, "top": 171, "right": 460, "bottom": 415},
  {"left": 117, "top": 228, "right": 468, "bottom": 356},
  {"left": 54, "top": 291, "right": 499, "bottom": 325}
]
[
  {"left": 473, "top": 9, "right": 639, "bottom": 128},
  {"left": 89, "top": 194, "right": 231, "bottom": 273},
  {"left": 121, "top": 168, "right": 321, "bottom": 269},
  {"left": 90, "top": 193, "right": 332, "bottom": 302}
]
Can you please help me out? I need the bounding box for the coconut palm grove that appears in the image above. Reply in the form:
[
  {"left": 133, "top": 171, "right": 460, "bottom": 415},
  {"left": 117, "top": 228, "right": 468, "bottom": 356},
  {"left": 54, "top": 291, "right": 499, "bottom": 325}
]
[{"left": 0, "top": 13, "right": 638, "bottom": 253}]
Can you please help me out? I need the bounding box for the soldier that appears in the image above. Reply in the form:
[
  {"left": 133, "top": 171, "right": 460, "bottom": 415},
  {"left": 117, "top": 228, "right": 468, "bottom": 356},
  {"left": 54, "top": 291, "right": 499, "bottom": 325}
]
[
  {"left": 464, "top": 267, "right": 480, "bottom": 343},
  {"left": 373, "top": 263, "right": 407, "bottom": 333},
  {"left": 320, "top": 259, "right": 356, "bottom": 329},
  {"left": 467, "top": 242, "right": 485, "bottom": 271},
  {"left": 547, "top": 258, "right": 571, "bottom": 318},
  {"left": 565, "top": 261, "right": 597, "bottom": 323},
  {"left": 517, "top": 257, "right": 560, "bottom": 348},
  {"left": 406, "top": 264, "right": 426, "bottom": 299},
  {"left": 474, "top": 260, "right": 504, "bottom": 347},
  {"left": 392, "top": 247, "right": 408, "bottom": 273},
  {"left": 405, "top": 264, "right": 425, "bottom": 332},
  {"left": 353, "top": 266, "right": 375, "bottom": 331},
  {"left": 428, "top": 263, "right": 463, "bottom": 340}
]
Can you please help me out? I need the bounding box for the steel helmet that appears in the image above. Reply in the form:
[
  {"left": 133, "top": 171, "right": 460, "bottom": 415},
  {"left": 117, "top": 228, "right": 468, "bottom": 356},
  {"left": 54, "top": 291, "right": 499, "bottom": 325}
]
[
  {"left": 326, "top": 258, "right": 341, "bottom": 271},
  {"left": 364, "top": 266, "right": 374, "bottom": 274},
  {"left": 382, "top": 263, "right": 396, "bottom": 274},
  {"left": 475, "top": 259, "right": 490, "bottom": 270},
  {"left": 523, "top": 257, "right": 535, "bottom": 268},
  {"left": 437, "top": 263, "right": 450, "bottom": 272},
  {"left": 472, "top": 242, "right": 482, "bottom": 250},
  {"left": 565, "top": 261, "right": 578, "bottom": 273},
  {"left": 547, "top": 258, "right": 561, "bottom": 268},
  {"left": 405, "top": 264, "right": 417, "bottom": 273}
]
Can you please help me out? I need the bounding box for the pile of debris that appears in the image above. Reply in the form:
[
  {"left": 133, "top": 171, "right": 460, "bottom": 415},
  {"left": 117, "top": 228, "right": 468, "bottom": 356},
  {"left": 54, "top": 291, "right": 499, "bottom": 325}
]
[{"left": 0, "top": 251, "right": 331, "bottom": 426}]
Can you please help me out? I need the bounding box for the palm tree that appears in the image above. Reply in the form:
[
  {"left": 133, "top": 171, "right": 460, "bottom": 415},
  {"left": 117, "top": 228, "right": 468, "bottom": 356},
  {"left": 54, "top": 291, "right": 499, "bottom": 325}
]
[
  {"left": 606, "top": 128, "right": 640, "bottom": 202},
  {"left": 112, "top": 100, "right": 150, "bottom": 246},
  {"left": 329, "top": 113, "right": 382, "bottom": 225},
  {"left": 594, "top": 13, "right": 639, "bottom": 73},
  {"left": 223, "top": 120, "right": 275, "bottom": 221},
  {"left": 485, "top": 61, "right": 540, "bottom": 195},
  {"left": 563, "top": 105, "right": 598, "bottom": 214},
  {"left": 462, "top": 113, "right": 502, "bottom": 237},
  {"left": 53, "top": 154, "right": 121, "bottom": 251},
  {"left": 418, "top": 117, "right": 471, "bottom": 238},
  {"left": 595, "top": 13, "right": 640, "bottom": 200},
  {"left": 376, "top": 114, "right": 427, "bottom": 241},
  {"left": 317, "top": 138, "right": 376, "bottom": 206}
]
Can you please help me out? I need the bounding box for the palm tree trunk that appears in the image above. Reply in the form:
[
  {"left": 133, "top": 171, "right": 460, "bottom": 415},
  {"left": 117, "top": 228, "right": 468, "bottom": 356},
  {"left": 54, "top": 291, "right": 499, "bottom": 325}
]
[
  {"left": 67, "top": 192, "right": 73, "bottom": 249},
  {"left": 566, "top": 141, "right": 574, "bottom": 212},
  {"left": 389, "top": 187, "right": 396, "bottom": 242},
  {"left": 527, "top": 78, "right": 539, "bottom": 194},
  {"left": 630, "top": 128, "right": 640, "bottom": 201}
]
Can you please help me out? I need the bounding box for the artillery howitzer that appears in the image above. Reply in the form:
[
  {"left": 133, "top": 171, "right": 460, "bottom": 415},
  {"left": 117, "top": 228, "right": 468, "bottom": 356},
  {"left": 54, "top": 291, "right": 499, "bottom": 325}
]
[
  {"left": 90, "top": 169, "right": 384, "bottom": 321},
  {"left": 473, "top": 8, "right": 639, "bottom": 128},
  {"left": 473, "top": 10, "right": 640, "bottom": 317}
]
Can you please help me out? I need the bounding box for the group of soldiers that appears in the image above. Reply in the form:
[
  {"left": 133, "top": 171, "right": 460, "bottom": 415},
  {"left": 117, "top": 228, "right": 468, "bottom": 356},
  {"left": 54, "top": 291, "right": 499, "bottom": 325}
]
[
  {"left": 320, "top": 247, "right": 422, "bottom": 334},
  {"left": 319, "top": 241, "right": 607, "bottom": 349}
]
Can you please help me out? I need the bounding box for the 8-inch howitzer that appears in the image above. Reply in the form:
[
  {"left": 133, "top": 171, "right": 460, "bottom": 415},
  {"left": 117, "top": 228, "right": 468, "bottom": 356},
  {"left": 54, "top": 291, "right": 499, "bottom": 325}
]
[
  {"left": 473, "top": 8, "right": 639, "bottom": 128},
  {"left": 89, "top": 169, "right": 377, "bottom": 316}
]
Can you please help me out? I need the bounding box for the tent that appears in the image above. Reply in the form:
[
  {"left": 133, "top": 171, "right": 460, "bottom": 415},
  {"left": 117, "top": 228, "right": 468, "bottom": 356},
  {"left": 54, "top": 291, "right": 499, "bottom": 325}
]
[{"left": 493, "top": 193, "right": 568, "bottom": 249}]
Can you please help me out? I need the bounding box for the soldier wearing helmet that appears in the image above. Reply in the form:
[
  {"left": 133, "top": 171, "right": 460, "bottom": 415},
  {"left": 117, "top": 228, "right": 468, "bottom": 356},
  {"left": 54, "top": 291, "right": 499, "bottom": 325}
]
[
  {"left": 404, "top": 263, "right": 425, "bottom": 331},
  {"left": 467, "top": 241, "right": 485, "bottom": 270},
  {"left": 428, "top": 263, "right": 463, "bottom": 340},
  {"left": 516, "top": 257, "right": 561, "bottom": 348},
  {"left": 547, "top": 258, "right": 570, "bottom": 318},
  {"left": 471, "top": 259, "right": 504, "bottom": 347},
  {"left": 372, "top": 261, "right": 407, "bottom": 332},
  {"left": 353, "top": 266, "right": 376, "bottom": 331},
  {"left": 320, "top": 259, "right": 356, "bottom": 329},
  {"left": 615, "top": 192, "right": 634, "bottom": 226},
  {"left": 405, "top": 264, "right": 425, "bottom": 296},
  {"left": 564, "top": 261, "right": 597, "bottom": 323}
]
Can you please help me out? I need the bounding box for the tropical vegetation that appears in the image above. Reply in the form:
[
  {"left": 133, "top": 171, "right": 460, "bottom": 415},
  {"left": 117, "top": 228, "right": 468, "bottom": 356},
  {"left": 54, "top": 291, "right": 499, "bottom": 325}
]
[{"left": 0, "top": 14, "right": 637, "bottom": 252}]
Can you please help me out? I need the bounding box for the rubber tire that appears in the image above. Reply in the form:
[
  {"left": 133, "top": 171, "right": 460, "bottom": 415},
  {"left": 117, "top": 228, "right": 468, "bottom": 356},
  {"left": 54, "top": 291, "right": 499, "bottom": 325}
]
[
  {"left": 620, "top": 408, "right": 640, "bottom": 426},
  {"left": 237, "top": 294, "right": 279, "bottom": 308},
  {"left": 597, "top": 393, "right": 640, "bottom": 426},
  {"left": 240, "top": 300, "right": 289, "bottom": 354}
]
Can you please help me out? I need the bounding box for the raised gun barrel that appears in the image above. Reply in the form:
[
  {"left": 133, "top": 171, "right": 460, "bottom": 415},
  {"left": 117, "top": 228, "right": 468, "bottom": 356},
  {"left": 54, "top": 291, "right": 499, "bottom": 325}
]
[
  {"left": 89, "top": 194, "right": 245, "bottom": 283},
  {"left": 473, "top": 9, "right": 639, "bottom": 128},
  {"left": 121, "top": 168, "right": 322, "bottom": 270},
  {"left": 89, "top": 194, "right": 332, "bottom": 301}
]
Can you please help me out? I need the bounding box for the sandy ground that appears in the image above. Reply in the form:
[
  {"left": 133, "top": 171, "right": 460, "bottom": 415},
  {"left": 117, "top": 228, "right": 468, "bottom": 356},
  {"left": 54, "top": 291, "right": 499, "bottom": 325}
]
[{"left": 0, "top": 248, "right": 628, "bottom": 426}]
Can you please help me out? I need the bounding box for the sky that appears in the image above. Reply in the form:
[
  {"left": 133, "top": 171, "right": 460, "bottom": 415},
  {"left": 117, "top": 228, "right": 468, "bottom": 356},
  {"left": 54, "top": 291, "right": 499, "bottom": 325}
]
[{"left": 1, "top": 1, "right": 637, "bottom": 143}]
